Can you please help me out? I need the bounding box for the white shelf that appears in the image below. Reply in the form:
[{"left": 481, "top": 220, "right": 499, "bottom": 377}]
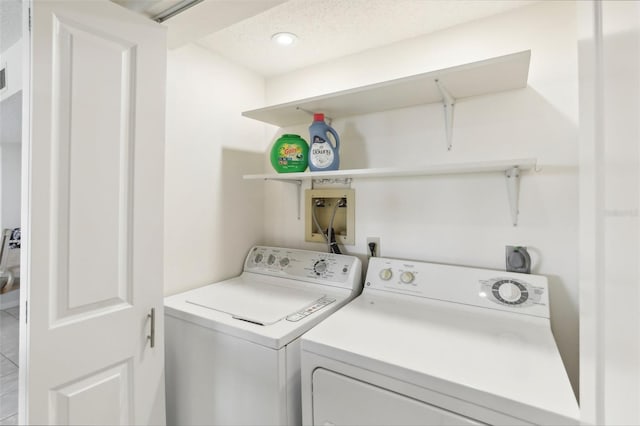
[
  {"left": 242, "top": 50, "right": 531, "bottom": 129},
  {"left": 243, "top": 158, "right": 536, "bottom": 181},
  {"left": 244, "top": 158, "right": 537, "bottom": 226},
  {"left": 243, "top": 50, "right": 534, "bottom": 224}
]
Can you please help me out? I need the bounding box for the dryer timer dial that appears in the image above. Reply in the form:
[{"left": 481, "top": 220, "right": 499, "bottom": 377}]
[{"left": 481, "top": 277, "right": 544, "bottom": 308}]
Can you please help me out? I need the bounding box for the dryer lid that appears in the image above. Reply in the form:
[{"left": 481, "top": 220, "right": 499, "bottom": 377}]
[{"left": 185, "top": 279, "right": 326, "bottom": 325}]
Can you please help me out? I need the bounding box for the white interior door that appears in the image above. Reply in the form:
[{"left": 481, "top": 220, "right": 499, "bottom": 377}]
[{"left": 20, "top": 1, "right": 167, "bottom": 424}]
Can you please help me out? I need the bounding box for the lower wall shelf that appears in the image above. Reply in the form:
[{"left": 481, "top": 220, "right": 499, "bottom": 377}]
[{"left": 243, "top": 158, "right": 537, "bottom": 226}]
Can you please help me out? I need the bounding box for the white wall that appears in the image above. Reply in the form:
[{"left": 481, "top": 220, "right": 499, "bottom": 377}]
[
  {"left": 0, "top": 38, "right": 23, "bottom": 233},
  {"left": 0, "top": 41, "right": 22, "bottom": 233},
  {"left": 164, "top": 44, "right": 270, "bottom": 295},
  {"left": 0, "top": 29, "right": 23, "bottom": 233},
  {"left": 0, "top": 0, "right": 22, "bottom": 54},
  {"left": 0, "top": 39, "right": 23, "bottom": 102},
  {"left": 0, "top": 143, "right": 21, "bottom": 230},
  {"left": 261, "top": 1, "right": 580, "bottom": 395}
]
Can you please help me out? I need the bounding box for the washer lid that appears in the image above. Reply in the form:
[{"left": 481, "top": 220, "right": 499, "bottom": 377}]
[{"left": 185, "top": 279, "right": 326, "bottom": 325}]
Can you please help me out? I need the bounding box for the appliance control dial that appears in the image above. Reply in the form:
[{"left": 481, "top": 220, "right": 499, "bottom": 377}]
[
  {"left": 279, "top": 257, "right": 290, "bottom": 267},
  {"left": 480, "top": 277, "right": 544, "bottom": 308},
  {"left": 498, "top": 281, "right": 521, "bottom": 302},
  {"left": 314, "top": 260, "right": 328, "bottom": 275},
  {"left": 267, "top": 254, "right": 276, "bottom": 265},
  {"left": 492, "top": 279, "right": 529, "bottom": 305},
  {"left": 400, "top": 271, "right": 415, "bottom": 284},
  {"left": 253, "top": 253, "right": 263, "bottom": 264},
  {"left": 379, "top": 268, "right": 393, "bottom": 281}
]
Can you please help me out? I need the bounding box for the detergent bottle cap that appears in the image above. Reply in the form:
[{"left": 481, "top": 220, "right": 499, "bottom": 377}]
[{"left": 313, "top": 113, "right": 325, "bottom": 122}]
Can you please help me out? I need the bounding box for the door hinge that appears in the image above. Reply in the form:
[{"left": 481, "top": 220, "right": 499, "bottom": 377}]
[{"left": 28, "top": 8, "right": 31, "bottom": 32}]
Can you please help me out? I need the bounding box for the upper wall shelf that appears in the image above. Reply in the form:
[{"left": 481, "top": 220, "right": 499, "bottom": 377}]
[{"left": 242, "top": 50, "right": 531, "bottom": 133}]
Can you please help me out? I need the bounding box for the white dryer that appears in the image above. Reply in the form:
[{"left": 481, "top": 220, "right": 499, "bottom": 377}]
[
  {"left": 164, "top": 246, "right": 362, "bottom": 426},
  {"left": 301, "top": 257, "right": 579, "bottom": 425}
]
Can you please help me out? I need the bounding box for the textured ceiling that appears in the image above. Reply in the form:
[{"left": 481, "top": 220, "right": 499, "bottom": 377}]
[
  {"left": 112, "top": 0, "right": 287, "bottom": 49},
  {"left": 196, "top": 0, "right": 536, "bottom": 77},
  {"left": 112, "top": 0, "right": 536, "bottom": 77},
  {"left": 0, "top": 0, "right": 22, "bottom": 53},
  {"left": 159, "top": 0, "right": 286, "bottom": 49}
]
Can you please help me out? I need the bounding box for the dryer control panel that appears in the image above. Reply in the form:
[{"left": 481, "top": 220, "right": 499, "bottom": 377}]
[
  {"left": 365, "top": 257, "right": 549, "bottom": 319},
  {"left": 244, "top": 246, "right": 362, "bottom": 291}
]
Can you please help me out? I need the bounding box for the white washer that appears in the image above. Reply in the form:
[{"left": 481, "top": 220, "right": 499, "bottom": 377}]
[
  {"left": 301, "top": 257, "right": 579, "bottom": 425},
  {"left": 164, "top": 246, "right": 362, "bottom": 426}
]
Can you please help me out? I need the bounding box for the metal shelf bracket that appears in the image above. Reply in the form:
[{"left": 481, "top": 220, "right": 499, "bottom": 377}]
[
  {"left": 270, "top": 179, "right": 303, "bottom": 220},
  {"left": 295, "top": 106, "right": 333, "bottom": 125},
  {"left": 505, "top": 167, "right": 521, "bottom": 226},
  {"left": 311, "top": 178, "right": 353, "bottom": 188},
  {"left": 435, "top": 79, "right": 456, "bottom": 151}
]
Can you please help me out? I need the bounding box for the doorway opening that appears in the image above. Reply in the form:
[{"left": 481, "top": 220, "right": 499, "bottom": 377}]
[{"left": 0, "top": 1, "right": 23, "bottom": 424}]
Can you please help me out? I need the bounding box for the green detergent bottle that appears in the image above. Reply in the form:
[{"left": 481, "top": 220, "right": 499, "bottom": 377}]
[{"left": 270, "top": 134, "right": 309, "bottom": 173}]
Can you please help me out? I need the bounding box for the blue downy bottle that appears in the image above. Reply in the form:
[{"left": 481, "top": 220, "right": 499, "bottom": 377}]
[{"left": 308, "top": 113, "right": 340, "bottom": 171}]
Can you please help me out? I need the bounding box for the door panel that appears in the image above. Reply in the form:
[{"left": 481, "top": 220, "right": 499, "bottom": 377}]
[
  {"left": 50, "top": 360, "right": 132, "bottom": 425},
  {"left": 51, "top": 14, "right": 135, "bottom": 322},
  {"left": 23, "top": 1, "right": 167, "bottom": 424}
]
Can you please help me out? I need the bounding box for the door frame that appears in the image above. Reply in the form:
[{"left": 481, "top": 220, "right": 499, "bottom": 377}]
[
  {"left": 579, "top": 0, "right": 640, "bottom": 424},
  {"left": 19, "top": 0, "right": 32, "bottom": 420}
]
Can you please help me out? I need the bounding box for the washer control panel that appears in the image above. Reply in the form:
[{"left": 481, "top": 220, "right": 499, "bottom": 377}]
[
  {"left": 286, "top": 296, "right": 336, "bottom": 322},
  {"left": 365, "top": 257, "right": 550, "bottom": 318},
  {"left": 244, "top": 246, "right": 362, "bottom": 291}
]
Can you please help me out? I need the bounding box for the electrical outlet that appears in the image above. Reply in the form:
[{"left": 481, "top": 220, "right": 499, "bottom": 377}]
[
  {"left": 366, "top": 237, "right": 380, "bottom": 258},
  {"left": 505, "top": 245, "right": 531, "bottom": 274}
]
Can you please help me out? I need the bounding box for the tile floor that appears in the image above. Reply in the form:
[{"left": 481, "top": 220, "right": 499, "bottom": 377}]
[{"left": 0, "top": 304, "right": 19, "bottom": 425}]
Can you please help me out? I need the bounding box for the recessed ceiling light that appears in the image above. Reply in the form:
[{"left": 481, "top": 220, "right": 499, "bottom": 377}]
[{"left": 271, "top": 32, "right": 297, "bottom": 46}]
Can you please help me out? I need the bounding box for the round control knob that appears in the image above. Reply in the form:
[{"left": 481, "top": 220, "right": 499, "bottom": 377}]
[
  {"left": 400, "top": 271, "right": 415, "bottom": 284},
  {"left": 279, "top": 257, "right": 290, "bottom": 267},
  {"left": 314, "top": 260, "right": 327, "bottom": 275},
  {"left": 267, "top": 254, "right": 276, "bottom": 265},
  {"left": 498, "top": 282, "right": 522, "bottom": 302},
  {"left": 379, "top": 268, "right": 392, "bottom": 281},
  {"left": 253, "top": 253, "right": 263, "bottom": 264},
  {"left": 491, "top": 279, "right": 529, "bottom": 305}
]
